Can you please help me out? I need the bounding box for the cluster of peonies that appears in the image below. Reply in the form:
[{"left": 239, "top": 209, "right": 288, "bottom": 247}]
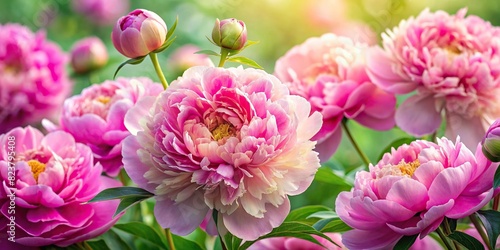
[
  {"left": 3, "top": 4, "right": 500, "bottom": 250},
  {"left": 0, "top": 127, "right": 121, "bottom": 247}
]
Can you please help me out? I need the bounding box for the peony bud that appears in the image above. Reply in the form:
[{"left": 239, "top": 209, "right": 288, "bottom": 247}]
[
  {"left": 70, "top": 37, "right": 108, "bottom": 74},
  {"left": 482, "top": 119, "right": 500, "bottom": 162},
  {"left": 211, "top": 18, "right": 247, "bottom": 50},
  {"left": 111, "top": 9, "right": 167, "bottom": 58}
]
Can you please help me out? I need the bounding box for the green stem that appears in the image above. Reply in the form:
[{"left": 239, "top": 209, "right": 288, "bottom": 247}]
[
  {"left": 470, "top": 214, "right": 493, "bottom": 250},
  {"left": 164, "top": 228, "right": 176, "bottom": 250},
  {"left": 430, "top": 131, "right": 437, "bottom": 143},
  {"left": 443, "top": 219, "right": 460, "bottom": 250},
  {"left": 436, "top": 227, "right": 455, "bottom": 250},
  {"left": 342, "top": 121, "right": 370, "bottom": 167},
  {"left": 149, "top": 53, "right": 168, "bottom": 90},
  {"left": 218, "top": 48, "right": 229, "bottom": 67},
  {"left": 493, "top": 194, "right": 499, "bottom": 211}
]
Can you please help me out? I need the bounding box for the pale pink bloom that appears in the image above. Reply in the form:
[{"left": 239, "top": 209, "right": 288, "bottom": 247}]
[
  {"left": 0, "top": 24, "right": 72, "bottom": 134},
  {"left": 167, "top": 45, "right": 214, "bottom": 77},
  {"left": 366, "top": 8, "right": 500, "bottom": 149},
  {"left": 336, "top": 138, "right": 498, "bottom": 249},
  {"left": 123, "top": 66, "right": 322, "bottom": 240},
  {"left": 0, "top": 127, "right": 121, "bottom": 247},
  {"left": 43, "top": 77, "right": 163, "bottom": 176},
  {"left": 70, "top": 36, "right": 108, "bottom": 74},
  {"left": 274, "top": 33, "right": 396, "bottom": 162},
  {"left": 72, "top": 0, "right": 130, "bottom": 26},
  {"left": 248, "top": 233, "right": 345, "bottom": 250},
  {"left": 112, "top": 9, "right": 167, "bottom": 59}
]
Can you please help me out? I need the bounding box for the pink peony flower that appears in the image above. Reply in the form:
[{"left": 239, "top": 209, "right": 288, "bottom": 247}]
[
  {"left": 335, "top": 138, "right": 498, "bottom": 249},
  {"left": 0, "top": 24, "right": 72, "bottom": 134},
  {"left": 274, "top": 33, "right": 396, "bottom": 162},
  {"left": 112, "top": 9, "right": 167, "bottom": 59},
  {"left": 167, "top": 45, "right": 214, "bottom": 77},
  {"left": 0, "top": 127, "right": 121, "bottom": 247},
  {"left": 72, "top": 0, "right": 130, "bottom": 26},
  {"left": 43, "top": 77, "right": 163, "bottom": 176},
  {"left": 366, "top": 8, "right": 500, "bottom": 150},
  {"left": 70, "top": 36, "right": 108, "bottom": 74},
  {"left": 123, "top": 66, "right": 322, "bottom": 240},
  {"left": 248, "top": 233, "right": 345, "bottom": 250}
]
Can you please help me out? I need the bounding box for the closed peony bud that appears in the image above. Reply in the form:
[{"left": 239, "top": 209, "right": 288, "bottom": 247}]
[
  {"left": 70, "top": 37, "right": 108, "bottom": 74},
  {"left": 111, "top": 9, "right": 167, "bottom": 58},
  {"left": 482, "top": 120, "right": 500, "bottom": 162},
  {"left": 211, "top": 18, "right": 247, "bottom": 50}
]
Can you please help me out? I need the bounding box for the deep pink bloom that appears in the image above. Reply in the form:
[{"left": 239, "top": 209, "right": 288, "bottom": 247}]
[
  {"left": 0, "top": 127, "right": 121, "bottom": 247},
  {"left": 123, "top": 66, "right": 322, "bottom": 240},
  {"left": 72, "top": 0, "right": 130, "bottom": 26},
  {"left": 167, "top": 45, "right": 214, "bottom": 77},
  {"left": 366, "top": 8, "right": 500, "bottom": 150},
  {"left": 112, "top": 9, "right": 167, "bottom": 58},
  {"left": 274, "top": 33, "right": 396, "bottom": 162},
  {"left": 336, "top": 138, "right": 498, "bottom": 249},
  {"left": 70, "top": 36, "right": 108, "bottom": 74},
  {"left": 43, "top": 77, "right": 163, "bottom": 176},
  {"left": 0, "top": 24, "right": 72, "bottom": 134}
]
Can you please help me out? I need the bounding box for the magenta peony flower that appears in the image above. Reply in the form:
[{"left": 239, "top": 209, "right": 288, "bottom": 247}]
[
  {"left": 123, "top": 66, "right": 322, "bottom": 240},
  {"left": 112, "top": 9, "right": 167, "bottom": 59},
  {"left": 0, "top": 127, "right": 121, "bottom": 247},
  {"left": 72, "top": 0, "right": 130, "bottom": 26},
  {"left": 70, "top": 36, "right": 108, "bottom": 74},
  {"left": 366, "top": 8, "right": 500, "bottom": 150},
  {"left": 167, "top": 45, "right": 214, "bottom": 77},
  {"left": 0, "top": 24, "right": 72, "bottom": 134},
  {"left": 274, "top": 33, "right": 396, "bottom": 162},
  {"left": 335, "top": 138, "right": 498, "bottom": 249},
  {"left": 43, "top": 77, "right": 163, "bottom": 176},
  {"left": 248, "top": 233, "right": 345, "bottom": 250}
]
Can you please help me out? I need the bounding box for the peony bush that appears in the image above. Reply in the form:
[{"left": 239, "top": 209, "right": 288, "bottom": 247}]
[{"left": 3, "top": 3, "right": 500, "bottom": 250}]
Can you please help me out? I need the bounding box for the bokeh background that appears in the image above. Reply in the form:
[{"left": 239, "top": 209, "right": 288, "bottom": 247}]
[{"left": 2, "top": 0, "right": 499, "bottom": 209}]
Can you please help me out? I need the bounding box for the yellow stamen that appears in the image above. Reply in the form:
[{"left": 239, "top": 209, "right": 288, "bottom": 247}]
[
  {"left": 28, "top": 160, "right": 46, "bottom": 183},
  {"left": 397, "top": 159, "right": 420, "bottom": 177},
  {"left": 211, "top": 123, "right": 233, "bottom": 141},
  {"left": 96, "top": 96, "right": 111, "bottom": 104}
]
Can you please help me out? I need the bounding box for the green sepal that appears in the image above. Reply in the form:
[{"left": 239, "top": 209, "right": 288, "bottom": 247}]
[{"left": 113, "top": 56, "right": 146, "bottom": 79}]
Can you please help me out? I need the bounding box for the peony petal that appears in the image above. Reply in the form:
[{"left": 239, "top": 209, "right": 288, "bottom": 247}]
[
  {"left": 314, "top": 128, "right": 342, "bottom": 163},
  {"left": 124, "top": 95, "right": 158, "bottom": 135},
  {"left": 385, "top": 178, "right": 428, "bottom": 212},
  {"left": 341, "top": 227, "right": 402, "bottom": 250},
  {"left": 445, "top": 113, "right": 489, "bottom": 152},
  {"left": 427, "top": 165, "right": 472, "bottom": 208},
  {"left": 395, "top": 94, "right": 442, "bottom": 137}
]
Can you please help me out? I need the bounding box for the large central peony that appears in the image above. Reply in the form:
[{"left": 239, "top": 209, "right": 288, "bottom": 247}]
[{"left": 123, "top": 66, "right": 322, "bottom": 240}]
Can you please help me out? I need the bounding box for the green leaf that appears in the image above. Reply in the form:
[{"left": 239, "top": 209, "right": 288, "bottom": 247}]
[
  {"left": 86, "top": 239, "right": 111, "bottom": 250},
  {"left": 321, "top": 219, "right": 352, "bottom": 233},
  {"left": 172, "top": 235, "right": 204, "bottom": 250},
  {"left": 284, "top": 205, "right": 331, "bottom": 225},
  {"left": 114, "top": 195, "right": 152, "bottom": 216},
  {"left": 447, "top": 231, "right": 484, "bottom": 250},
  {"left": 222, "top": 232, "right": 243, "bottom": 250},
  {"left": 313, "top": 218, "right": 339, "bottom": 231},
  {"left": 313, "top": 167, "right": 351, "bottom": 187},
  {"left": 113, "top": 56, "right": 146, "bottom": 79},
  {"left": 447, "top": 218, "right": 457, "bottom": 232},
  {"left": 227, "top": 40, "right": 260, "bottom": 56},
  {"left": 101, "top": 229, "right": 133, "bottom": 250},
  {"left": 165, "top": 16, "right": 178, "bottom": 41},
  {"left": 476, "top": 210, "right": 500, "bottom": 249},
  {"left": 195, "top": 49, "right": 221, "bottom": 57},
  {"left": 494, "top": 167, "right": 500, "bottom": 189},
  {"left": 114, "top": 222, "right": 167, "bottom": 249},
  {"left": 307, "top": 210, "right": 339, "bottom": 220},
  {"left": 226, "top": 56, "right": 263, "bottom": 69},
  {"left": 394, "top": 234, "right": 419, "bottom": 250},
  {"left": 376, "top": 137, "right": 415, "bottom": 161},
  {"left": 89, "top": 187, "right": 154, "bottom": 203},
  {"left": 239, "top": 222, "right": 337, "bottom": 250},
  {"left": 153, "top": 36, "right": 177, "bottom": 53}
]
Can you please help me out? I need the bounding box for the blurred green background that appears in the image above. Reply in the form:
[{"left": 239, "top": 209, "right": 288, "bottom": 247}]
[{"left": 2, "top": 0, "right": 499, "bottom": 210}]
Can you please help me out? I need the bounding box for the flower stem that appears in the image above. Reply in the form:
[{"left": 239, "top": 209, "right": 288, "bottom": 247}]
[
  {"left": 436, "top": 227, "right": 455, "bottom": 250},
  {"left": 164, "top": 228, "right": 176, "bottom": 250},
  {"left": 443, "top": 219, "right": 460, "bottom": 250},
  {"left": 218, "top": 48, "right": 229, "bottom": 67},
  {"left": 342, "top": 121, "right": 370, "bottom": 167},
  {"left": 470, "top": 214, "right": 493, "bottom": 250},
  {"left": 149, "top": 52, "right": 169, "bottom": 90},
  {"left": 493, "top": 193, "right": 499, "bottom": 211}
]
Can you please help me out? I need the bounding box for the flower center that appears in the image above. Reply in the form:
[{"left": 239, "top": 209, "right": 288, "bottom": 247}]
[
  {"left": 396, "top": 159, "right": 420, "bottom": 177},
  {"left": 211, "top": 122, "right": 234, "bottom": 141},
  {"left": 96, "top": 96, "right": 111, "bottom": 104},
  {"left": 28, "top": 160, "right": 46, "bottom": 183}
]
